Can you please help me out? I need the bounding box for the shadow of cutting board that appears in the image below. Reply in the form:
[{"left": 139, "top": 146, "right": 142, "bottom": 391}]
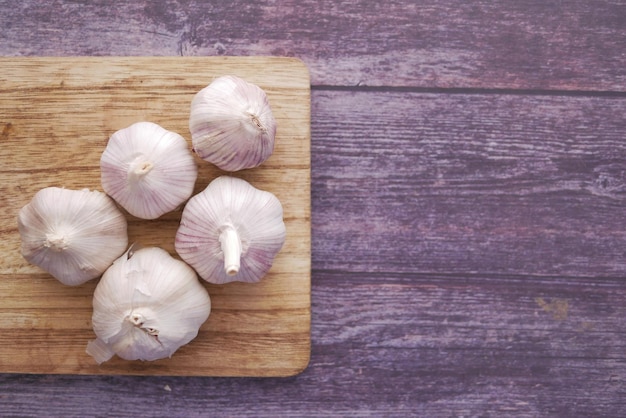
[{"left": 0, "top": 57, "right": 310, "bottom": 376}]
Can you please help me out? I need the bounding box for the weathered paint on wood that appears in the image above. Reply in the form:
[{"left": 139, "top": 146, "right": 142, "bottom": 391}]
[
  {"left": 311, "top": 91, "right": 626, "bottom": 278},
  {"left": 1, "top": 0, "right": 626, "bottom": 416},
  {"left": 0, "top": 1, "right": 625, "bottom": 90},
  {"left": 0, "top": 57, "right": 311, "bottom": 377}
]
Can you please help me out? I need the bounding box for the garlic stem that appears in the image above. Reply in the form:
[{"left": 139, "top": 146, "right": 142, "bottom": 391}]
[
  {"left": 128, "top": 312, "right": 144, "bottom": 326},
  {"left": 127, "top": 312, "right": 161, "bottom": 337},
  {"left": 128, "top": 158, "right": 154, "bottom": 182},
  {"left": 249, "top": 112, "right": 266, "bottom": 132},
  {"left": 44, "top": 232, "right": 69, "bottom": 252},
  {"left": 219, "top": 225, "right": 241, "bottom": 276}
]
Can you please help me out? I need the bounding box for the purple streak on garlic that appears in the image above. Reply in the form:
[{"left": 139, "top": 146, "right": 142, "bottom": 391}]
[
  {"left": 100, "top": 121, "right": 198, "bottom": 220},
  {"left": 86, "top": 246, "right": 211, "bottom": 364},
  {"left": 175, "top": 176, "right": 286, "bottom": 284},
  {"left": 189, "top": 75, "right": 277, "bottom": 172},
  {"left": 17, "top": 187, "right": 128, "bottom": 286}
]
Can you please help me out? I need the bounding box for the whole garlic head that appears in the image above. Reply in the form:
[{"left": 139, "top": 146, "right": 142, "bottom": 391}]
[
  {"left": 175, "top": 176, "right": 286, "bottom": 284},
  {"left": 86, "top": 246, "right": 211, "bottom": 364},
  {"left": 17, "top": 187, "right": 128, "bottom": 286},
  {"left": 100, "top": 121, "right": 198, "bottom": 220},
  {"left": 189, "top": 75, "right": 277, "bottom": 172}
]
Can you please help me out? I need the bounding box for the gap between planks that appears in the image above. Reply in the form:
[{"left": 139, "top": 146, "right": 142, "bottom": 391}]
[{"left": 312, "top": 85, "right": 626, "bottom": 98}]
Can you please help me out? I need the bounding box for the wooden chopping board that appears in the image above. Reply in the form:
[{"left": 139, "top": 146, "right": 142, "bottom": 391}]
[{"left": 0, "top": 57, "right": 310, "bottom": 376}]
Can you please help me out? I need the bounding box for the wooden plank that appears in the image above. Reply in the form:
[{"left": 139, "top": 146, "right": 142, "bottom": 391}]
[
  {"left": 0, "top": 1, "right": 625, "bottom": 90},
  {"left": 0, "top": 57, "right": 311, "bottom": 376},
  {"left": 311, "top": 90, "right": 626, "bottom": 278},
  {"left": 1, "top": 273, "right": 625, "bottom": 416}
]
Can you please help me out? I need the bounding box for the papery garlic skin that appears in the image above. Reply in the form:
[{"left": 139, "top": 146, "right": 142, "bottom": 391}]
[
  {"left": 189, "top": 75, "right": 277, "bottom": 172},
  {"left": 17, "top": 187, "right": 128, "bottom": 286},
  {"left": 86, "top": 246, "right": 211, "bottom": 364},
  {"left": 175, "top": 176, "right": 286, "bottom": 284},
  {"left": 100, "top": 121, "right": 198, "bottom": 220}
]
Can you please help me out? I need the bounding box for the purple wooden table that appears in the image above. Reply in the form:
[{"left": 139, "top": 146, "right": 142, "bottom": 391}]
[{"left": 2, "top": 1, "right": 626, "bottom": 416}]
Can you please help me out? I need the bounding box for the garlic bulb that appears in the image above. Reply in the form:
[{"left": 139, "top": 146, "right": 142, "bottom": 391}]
[
  {"left": 175, "top": 176, "right": 286, "bottom": 284},
  {"left": 17, "top": 187, "right": 128, "bottom": 286},
  {"left": 86, "top": 246, "right": 211, "bottom": 364},
  {"left": 189, "top": 75, "right": 277, "bottom": 172},
  {"left": 100, "top": 121, "right": 198, "bottom": 220}
]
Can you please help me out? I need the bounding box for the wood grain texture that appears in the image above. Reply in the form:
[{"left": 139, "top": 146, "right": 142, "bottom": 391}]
[
  {"left": 1, "top": 274, "right": 625, "bottom": 416},
  {"left": 0, "top": 0, "right": 625, "bottom": 90},
  {"left": 0, "top": 57, "right": 311, "bottom": 376},
  {"left": 311, "top": 91, "right": 626, "bottom": 278},
  {"left": 1, "top": 0, "right": 626, "bottom": 417}
]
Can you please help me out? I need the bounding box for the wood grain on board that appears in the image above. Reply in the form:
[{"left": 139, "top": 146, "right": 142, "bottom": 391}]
[{"left": 0, "top": 57, "right": 311, "bottom": 376}]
